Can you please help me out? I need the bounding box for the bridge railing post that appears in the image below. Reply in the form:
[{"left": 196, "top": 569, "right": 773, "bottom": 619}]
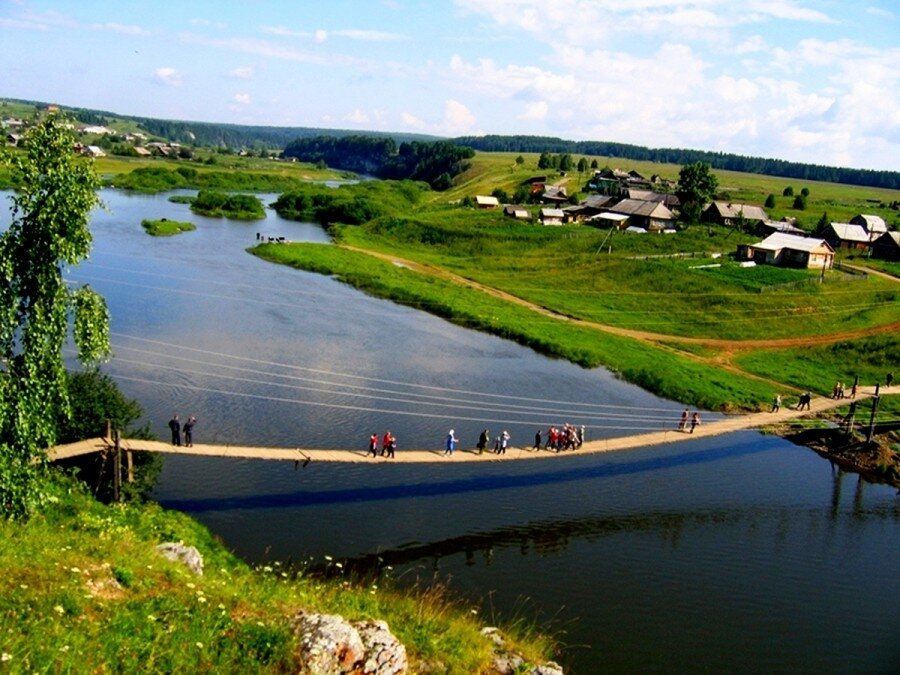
[{"left": 865, "top": 384, "right": 881, "bottom": 446}]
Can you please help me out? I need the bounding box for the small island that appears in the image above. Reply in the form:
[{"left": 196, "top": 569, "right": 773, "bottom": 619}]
[
  {"left": 140, "top": 218, "right": 196, "bottom": 236},
  {"left": 190, "top": 189, "right": 265, "bottom": 220}
]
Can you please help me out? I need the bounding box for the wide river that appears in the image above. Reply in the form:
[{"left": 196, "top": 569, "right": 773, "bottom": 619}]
[{"left": 5, "top": 189, "right": 899, "bottom": 672}]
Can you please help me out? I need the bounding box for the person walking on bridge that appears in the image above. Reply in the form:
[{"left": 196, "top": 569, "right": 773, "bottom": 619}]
[
  {"left": 445, "top": 429, "right": 458, "bottom": 455},
  {"left": 533, "top": 429, "right": 542, "bottom": 451},
  {"left": 368, "top": 433, "right": 378, "bottom": 457},
  {"left": 689, "top": 412, "right": 701, "bottom": 434},
  {"left": 477, "top": 429, "right": 490, "bottom": 454},
  {"left": 168, "top": 414, "right": 181, "bottom": 446},
  {"left": 183, "top": 415, "right": 196, "bottom": 446},
  {"left": 678, "top": 408, "right": 689, "bottom": 431},
  {"left": 771, "top": 395, "right": 781, "bottom": 413},
  {"left": 382, "top": 431, "right": 392, "bottom": 457},
  {"left": 385, "top": 433, "right": 396, "bottom": 458}
]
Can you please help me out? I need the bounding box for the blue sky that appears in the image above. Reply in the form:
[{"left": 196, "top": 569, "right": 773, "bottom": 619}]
[{"left": 2, "top": 0, "right": 898, "bottom": 170}]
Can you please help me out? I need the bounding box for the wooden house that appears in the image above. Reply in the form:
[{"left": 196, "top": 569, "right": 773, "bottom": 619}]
[
  {"left": 870, "top": 231, "right": 900, "bottom": 261},
  {"left": 825, "top": 222, "right": 870, "bottom": 251},
  {"left": 850, "top": 214, "right": 887, "bottom": 237},
  {"left": 539, "top": 208, "right": 565, "bottom": 225},
  {"left": 475, "top": 195, "right": 500, "bottom": 209},
  {"left": 702, "top": 201, "right": 768, "bottom": 228},
  {"left": 503, "top": 205, "right": 530, "bottom": 220},
  {"left": 738, "top": 233, "right": 834, "bottom": 269},
  {"left": 605, "top": 199, "right": 676, "bottom": 231}
]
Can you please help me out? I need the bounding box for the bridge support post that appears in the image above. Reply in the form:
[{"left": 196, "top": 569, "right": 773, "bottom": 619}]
[
  {"left": 113, "top": 430, "right": 121, "bottom": 502},
  {"left": 865, "top": 384, "right": 881, "bottom": 447},
  {"left": 127, "top": 450, "right": 134, "bottom": 484}
]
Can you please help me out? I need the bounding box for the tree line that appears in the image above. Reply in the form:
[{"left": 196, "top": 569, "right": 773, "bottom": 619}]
[
  {"left": 453, "top": 135, "right": 900, "bottom": 190},
  {"left": 282, "top": 136, "right": 475, "bottom": 190}
]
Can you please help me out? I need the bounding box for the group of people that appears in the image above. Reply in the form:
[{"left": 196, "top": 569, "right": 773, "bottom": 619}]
[
  {"left": 368, "top": 431, "right": 397, "bottom": 458},
  {"left": 168, "top": 414, "right": 197, "bottom": 447},
  {"left": 473, "top": 429, "right": 511, "bottom": 455},
  {"left": 533, "top": 424, "right": 584, "bottom": 452},
  {"left": 771, "top": 391, "right": 812, "bottom": 412},
  {"left": 677, "top": 408, "right": 702, "bottom": 433},
  {"left": 830, "top": 381, "right": 858, "bottom": 400}
]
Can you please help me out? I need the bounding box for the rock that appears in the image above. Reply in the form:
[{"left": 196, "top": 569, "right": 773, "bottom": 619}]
[
  {"left": 294, "top": 611, "right": 408, "bottom": 675},
  {"left": 481, "top": 626, "right": 564, "bottom": 675},
  {"left": 155, "top": 542, "right": 203, "bottom": 576},
  {"left": 353, "top": 619, "right": 408, "bottom": 675}
]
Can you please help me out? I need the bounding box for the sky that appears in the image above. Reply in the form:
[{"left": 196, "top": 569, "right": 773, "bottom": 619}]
[{"left": 2, "top": 0, "right": 899, "bottom": 171}]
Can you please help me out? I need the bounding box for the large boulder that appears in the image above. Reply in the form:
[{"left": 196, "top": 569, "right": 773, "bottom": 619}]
[
  {"left": 155, "top": 542, "right": 204, "bottom": 576},
  {"left": 294, "top": 611, "right": 408, "bottom": 675}
]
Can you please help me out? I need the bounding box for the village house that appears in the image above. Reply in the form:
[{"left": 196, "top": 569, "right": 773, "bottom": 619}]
[
  {"left": 539, "top": 208, "right": 565, "bottom": 225},
  {"left": 81, "top": 145, "right": 106, "bottom": 158},
  {"left": 737, "top": 233, "right": 834, "bottom": 269},
  {"left": 521, "top": 175, "right": 547, "bottom": 196},
  {"left": 6, "top": 132, "right": 21, "bottom": 146},
  {"left": 79, "top": 125, "right": 113, "bottom": 135},
  {"left": 475, "top": 195, "right": 500, "bottom": 209},
  {"left": 850, "top": 214, "right": 887, "bottom": 237},
  {"left": 702, "top": 201, "right": 769, "bottom": 228},
  {"left": 133, "top": 146, "right": 152, "bottom": 157},
  {"left": 870, "top": 231, "right": 900, "bottom": 261},
  {"left": 824, "top": 222, "right": 871, "bottom": 251},
  {"left": 756, "top": 219, "right": 806, "bottom": 237},
  {"left": 626, "top": 188, "right": 680, "bottom": 210},
  {"left": 503, "top": 205, "right": 530, "bottom": 220},
  {"left": 604, "top": 198, "right": 676, "bottom": 231},
  {"left": 541, "top": 185, "right": 568, "bottom": 204}
]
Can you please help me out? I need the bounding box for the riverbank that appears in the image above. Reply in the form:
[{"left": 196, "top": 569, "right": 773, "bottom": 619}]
[{"left": 0, "top": 471, "right": 559, "bottom": 672}]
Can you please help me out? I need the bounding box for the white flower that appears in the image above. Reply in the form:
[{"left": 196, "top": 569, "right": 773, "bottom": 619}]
[
  {"left": 195, "top": 642, "right": 203, "bottom": 649},
  {"left": 1, "top": 653, "right": 11, "bottom": 662},
  {"left": 197, "top": 596, "right": 207, "bottom": 604},
  {"left": 54, "top": 605, "right": 65, "bottom": 615}
]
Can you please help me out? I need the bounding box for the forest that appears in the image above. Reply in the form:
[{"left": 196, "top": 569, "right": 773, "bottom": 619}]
[
  {"left": 452, "top": 135, "right": 900, "bottom": 190},
  {"left": 282, "top": 136, "right": 475, "bottom": 190}
]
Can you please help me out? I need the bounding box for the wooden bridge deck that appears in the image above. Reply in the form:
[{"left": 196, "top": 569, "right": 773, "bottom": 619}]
[{"left": 48, "top": 389, "right": 887, "bottom": 465}]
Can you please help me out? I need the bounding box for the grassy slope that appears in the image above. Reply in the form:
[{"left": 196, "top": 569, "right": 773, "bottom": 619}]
[
  {"left": 255, "top": 153, "right": 899, "bottom": 412},
  {"left": 0, "top": 472, "right": 554, "bottom": 673}
]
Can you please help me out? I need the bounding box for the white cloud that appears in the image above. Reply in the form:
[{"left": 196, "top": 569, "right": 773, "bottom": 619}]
[
  {"left": 713, "top": 76, "right": 760, "bottom": 103},
  {"left": 93, "top": 22, "right": 149, "bottom": 36},
  {"left": 440, "top": 99, "right": 477, "bottom": 134},
  {"left": 331, "top": 29, "right": 406, "bottom": 42},
  {"left": 401, "top": 112, "right": 427, "bottom": 130},
  {"left": 154, "top": 67, "right": 183, "bottom": 87},
  {"left": 735, "top": 35, "right": 766, "bottom": 54},
  {"left": 190, "top": 18, "right": 227, "bottom": 29},
  {"left": 233, "top": 93, "right": 251, "bottom": 105},
  {"left": 519, "top": 101, "right": 548, "bottom": 121},
  {"left": 345, "top": 109, "right": 370, "bottom": 124},
  {"left": 314, "top": 29, "right": 328, "bottom": 44},
  {"left": 865, "top": 6, "right": 894, "bottom": 18},
  {"left": 745, "top": 0, "right": 836, "bottom": 23},
  {"left": 229, "top": 66, "right": 254, "bottom": 79}
]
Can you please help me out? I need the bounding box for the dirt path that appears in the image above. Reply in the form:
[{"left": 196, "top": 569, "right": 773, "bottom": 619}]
[{"left": 342, "top": 245, "right": 899, "bottom": 352}]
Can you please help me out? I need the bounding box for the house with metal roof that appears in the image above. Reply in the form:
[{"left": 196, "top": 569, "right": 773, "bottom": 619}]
[
  {"left": 738, "top": 233, "right": 834, "bottom": 269},
  {"left": 702, "top": 201, "right": 769, "bottom": 227},
  {"left": 605, "top": 199, "right": 676, "bottom": 231},
  {"left": 475, "top": 195, "right": 500, "bottom": 209},
  {"left": 825, "top": 222, "right": 871, "bottom": 251},
  {"left": 539, "top": 208, "right": 565, "bottom": 225},
  {"left": 850, "top": 214, "right": 887, "bottom": 236}
]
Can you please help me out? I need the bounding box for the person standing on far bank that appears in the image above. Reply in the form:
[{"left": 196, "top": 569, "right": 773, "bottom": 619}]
[
  {"left": 168, "top": 414, "right": 181, "bottom": 446},
  {"left": 690, "top": 412, "right": 701, "bottom": 434}
]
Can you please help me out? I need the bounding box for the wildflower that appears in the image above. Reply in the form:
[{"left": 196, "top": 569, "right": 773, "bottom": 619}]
[
  {"left": 195, "top": 642, "right": 203, "bottom": 649},
  {"left": 147, "top": 615, "right": 157, "bottom": 622},
  {"left": 59, "top": 646, "right": 69, "bottom": 653},
  {"left": 69, "top": 567, "right": 81, "bottom": 574},
  {"left": 324, "top": 555, "right": 333, "bottom": 562},
  {"left": 186, "top": 582, "right": 196, "bottom": 589},
  {"left": 256, "top": 621, "right": 265, "bottom": 627},
  {"left": 197, "top": 596, "right": 207, "bottom": 604},
  {"left": 335, "top": 562, "right": 343, "bottom": 569},
  {"left": 19, "top": 584, "right": 27, "bottom": 590},
  {"left": 1, "top": 653, "right": 11, "bottom": 662},
  {"left": 217, "top": 604, "right": 225, "bottom": 610},
  {"left": 262, "top": 565, "right": 273, "bottom": 573},
  {"left": 54, "top": 605, "right": 65, "bottom": 615}
]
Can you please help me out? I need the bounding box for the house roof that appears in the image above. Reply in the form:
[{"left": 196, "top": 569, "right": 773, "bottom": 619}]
[
  {"left": 607, "top": 199, "right": 675, "bottom": 219},
  {"left": 828, "top": 222, "right": 870, "bottom": 243},
  {"left": 760, "top": 220, "right": 805, "bottom": 235},
  {"left": 851, "top": 214, "right": 887, "bottom": 233},
  {"left": 708, "top": 201, "right": 769, "bottom": 222},
  {"left": 540, "top": 208, "right": 565, "bottom": 218},
  {"left": 874, "top": 231, "right": 900, "bottom": 247},
  {"left": 626, "top": 189, "right": 680, "bottom": 207},
  {"left": 583, "top": 194, "right": 615, "bottom": 209},
  {"left": 755, "top": 233, "right": 834, "bottom": 254},
  {"left": 475, "top": 195, "right": 500, "bottom": 207}
]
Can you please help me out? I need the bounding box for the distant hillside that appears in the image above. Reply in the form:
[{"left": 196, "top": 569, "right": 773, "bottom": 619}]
[
  {"left": 452, "top": 135, "right": 900, "bottom": 191},
  {"left": 1, "top": 98, "right": 440, "bottom": 150},
  {"left": 4, "top": 97, "right": 897, "bottom": 190}
]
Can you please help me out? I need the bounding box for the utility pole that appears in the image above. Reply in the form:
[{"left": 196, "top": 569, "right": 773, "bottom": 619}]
[{"left": 865, "top": 384, "right": 881, "bottom": 446}]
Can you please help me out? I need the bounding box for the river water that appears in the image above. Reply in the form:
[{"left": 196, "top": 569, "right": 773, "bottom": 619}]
[{"left": 4, "top": 189, "right": 898, "bottom": 673}]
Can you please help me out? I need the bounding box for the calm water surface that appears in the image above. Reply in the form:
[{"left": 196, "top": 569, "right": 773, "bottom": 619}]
[{"left": 4, "top": 189, "right": 898, "bottom": 673}]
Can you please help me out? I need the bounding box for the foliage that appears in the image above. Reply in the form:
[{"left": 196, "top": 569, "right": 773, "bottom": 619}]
[
  {"left": 676, "top": 161, "right": 719, "bottom": 224},
  {"left": 56, "top": 369, "right": 161, "bottom": 502},
  {"left": 190, "top": 190, "right": 265, "bottom": 220},
  {"left": 141, "top": 218, "right": 196, "bottom": 236},
  {"left": 272, "top": 180, "right": 428, "bottom": 226},
  {"left": 765, "top": 193, "right": 776, "bottom": 208},
  {"left": 282, "top": 136, "right": 474, "bottom": 190},
  {"left": 107, "top": 166, "right": 315, "bottom": 194},
  {"left": 0, "top": 471, "right": 554, "bottom": 672},
  {"left": 0, "top": 115, "right": 110, "bottom": 518},
  {"left": 793, "top": 194, "right": 808, "bottom": 210},
  {"left": 783, "top": 186, "right": 794, "bottom": 197}
]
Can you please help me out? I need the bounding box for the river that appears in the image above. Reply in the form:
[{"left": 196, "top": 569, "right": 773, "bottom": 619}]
[{"left": 4, "top": 189, "right": 899, "bottom": 673}]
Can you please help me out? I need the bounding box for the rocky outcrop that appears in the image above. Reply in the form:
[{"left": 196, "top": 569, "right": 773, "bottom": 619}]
[
  {"left": 294, "top": 611, "right": 408, "bottom": 675},
  {"left": 155, "top": 542, "right": 204, "bottom": 576},
  {"left": 481, "top": 626, "right": 564, "bottom": 675}
]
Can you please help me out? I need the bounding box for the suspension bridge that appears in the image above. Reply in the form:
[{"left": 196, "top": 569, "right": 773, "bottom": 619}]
[{"left": 48, "top": 387, "right": 889, "bottom": 465}]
